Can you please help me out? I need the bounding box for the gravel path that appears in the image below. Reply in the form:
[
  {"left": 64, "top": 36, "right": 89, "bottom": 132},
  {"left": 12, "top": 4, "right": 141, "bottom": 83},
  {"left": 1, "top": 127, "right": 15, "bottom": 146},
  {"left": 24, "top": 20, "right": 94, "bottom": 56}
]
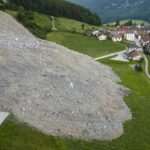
[
  {"left": 144, "top": 54, "right": 150, "bottom": 79},
  {"left": 94, "top": 50, "right": 126, "bottom": 61},
  {"left": 51, "top": 16, "right": 58, "bottom": 31},
  {"left": 0, "top": 11, "right": 132, "bottom": 140}
]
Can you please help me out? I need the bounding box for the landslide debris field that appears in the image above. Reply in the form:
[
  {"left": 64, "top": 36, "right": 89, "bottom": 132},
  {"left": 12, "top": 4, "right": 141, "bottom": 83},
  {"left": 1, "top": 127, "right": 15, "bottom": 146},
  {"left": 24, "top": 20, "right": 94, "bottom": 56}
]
[{"left": 0, "top": 11, "right": 132, "bottom": 140}]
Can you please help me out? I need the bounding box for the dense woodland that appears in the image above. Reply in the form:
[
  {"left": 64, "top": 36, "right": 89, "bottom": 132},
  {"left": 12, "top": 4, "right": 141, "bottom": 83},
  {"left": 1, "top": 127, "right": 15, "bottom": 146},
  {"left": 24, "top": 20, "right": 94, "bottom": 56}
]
[{"left": 8, "top": 0, "right": 101, "bottom": 26}]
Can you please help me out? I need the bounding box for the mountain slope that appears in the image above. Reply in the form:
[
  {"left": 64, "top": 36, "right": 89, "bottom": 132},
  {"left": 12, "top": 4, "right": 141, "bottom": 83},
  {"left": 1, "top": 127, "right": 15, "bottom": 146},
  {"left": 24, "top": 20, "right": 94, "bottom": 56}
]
[
  {"left": 0, "top": 10, "right": 131, "bottom": 140},
  {"left": 68, "top": 0, "right": 150, "bottom": 23}
]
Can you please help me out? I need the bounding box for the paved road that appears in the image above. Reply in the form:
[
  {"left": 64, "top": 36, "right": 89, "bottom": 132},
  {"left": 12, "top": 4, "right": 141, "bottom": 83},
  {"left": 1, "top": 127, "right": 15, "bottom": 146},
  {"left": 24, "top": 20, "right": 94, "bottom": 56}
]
[
  {"left": 94, "top": 50, "right": 126, "bottom": 61},
  {"left": 144, "top": 55, "right": 150, "bottom": 79}
]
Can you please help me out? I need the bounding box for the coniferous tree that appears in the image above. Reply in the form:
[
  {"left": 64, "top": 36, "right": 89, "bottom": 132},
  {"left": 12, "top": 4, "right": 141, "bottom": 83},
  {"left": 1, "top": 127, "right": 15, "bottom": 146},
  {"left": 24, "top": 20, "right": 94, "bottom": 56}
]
[{"left": 9, "top": 0, "right": 101, "bottom": 25}]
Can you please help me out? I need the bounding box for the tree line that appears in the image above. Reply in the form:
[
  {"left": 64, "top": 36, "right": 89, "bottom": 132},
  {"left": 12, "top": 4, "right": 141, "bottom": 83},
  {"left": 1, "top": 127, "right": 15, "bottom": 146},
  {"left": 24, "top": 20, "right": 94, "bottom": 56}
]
[{"left": 9, "top": 0, "right": 101, "bottom": 26}]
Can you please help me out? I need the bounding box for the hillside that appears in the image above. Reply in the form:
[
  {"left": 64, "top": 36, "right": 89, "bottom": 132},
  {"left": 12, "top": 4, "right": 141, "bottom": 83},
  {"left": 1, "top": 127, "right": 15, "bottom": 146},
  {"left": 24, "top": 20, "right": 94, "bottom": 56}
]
[
  {"left": 5, "top": 10, "right": 100, "bottom": 33},
  {"left": 4, "top": 9, "right": 127, "bottom": 57},
  {"left": 0, "top": 10, "right": 132, "bottom": 140},
  {"left": 47, "top": 32, "right": 127, "bottom": 57},
  {"left": 68, "top": 0, "right": 150, "bottom": 23}
]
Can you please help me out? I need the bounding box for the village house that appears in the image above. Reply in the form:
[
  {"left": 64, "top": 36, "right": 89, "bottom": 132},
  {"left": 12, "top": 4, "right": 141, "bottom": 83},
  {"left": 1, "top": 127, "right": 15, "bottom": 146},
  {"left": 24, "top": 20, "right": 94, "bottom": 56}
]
[
  {"left": 144, "top": 43, "right": 150, "bottom": 54},
  {"left": 125, "top": 31, "right": 136, "bottom": 41},
  {"left": 127, "top": 44, "right": 142, "bottom": 52},
  {"left": 96, "top": 32, "right": 107, "bottom": 41},
  {"left": 109, "top": 30, "right": 118, "bottom": 36},
  {"left": 141, "top": 37, "right": 150, "bottom": 46},
  {"left": 112, "top": 34, "right": 123, "bottom": 42},
  {"left": 117, "top": 26, "right": 129, "bottom": 34},
  {"left": 92, "top": 30, "right": 99, "bottom": 36},
  {"left": 143, "top": 26, "right": 150, "bottom": 34},
  {"left": 137, "top": 29, "right": 149, "bottom": 39},
  {"left": 126, "top": 50, "right": 143, "bottom": 61}
]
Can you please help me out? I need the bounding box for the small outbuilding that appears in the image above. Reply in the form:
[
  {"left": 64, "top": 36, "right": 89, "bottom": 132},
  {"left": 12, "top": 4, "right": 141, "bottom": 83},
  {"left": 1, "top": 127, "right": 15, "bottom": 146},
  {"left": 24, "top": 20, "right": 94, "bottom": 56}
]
[
  {"left": 97, "top": 33, "right": 107, "bottom": 41},
  {"left": 126, "top": 50, "right": 143, "bottom": 61},
  {"left": 112, "top": 34, "right": 123, "bottom": 42}
]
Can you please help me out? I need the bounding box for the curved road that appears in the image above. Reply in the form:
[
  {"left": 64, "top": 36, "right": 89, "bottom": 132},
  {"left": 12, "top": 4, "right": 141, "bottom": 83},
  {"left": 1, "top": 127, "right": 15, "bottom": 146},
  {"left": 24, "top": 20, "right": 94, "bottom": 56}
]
[
  {"left": 144, "top": 54, "right": 150, "bottom": 79},
  {"left": 95, "top": 51, "right": 150, "bottom": 79}
]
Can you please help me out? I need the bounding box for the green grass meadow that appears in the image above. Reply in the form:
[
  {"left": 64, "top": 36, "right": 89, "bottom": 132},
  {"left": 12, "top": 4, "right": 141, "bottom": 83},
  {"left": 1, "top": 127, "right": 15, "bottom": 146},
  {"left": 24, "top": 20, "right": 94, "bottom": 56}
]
[{"left": 47, "top": 32, "right": 127, "bottom": 57}]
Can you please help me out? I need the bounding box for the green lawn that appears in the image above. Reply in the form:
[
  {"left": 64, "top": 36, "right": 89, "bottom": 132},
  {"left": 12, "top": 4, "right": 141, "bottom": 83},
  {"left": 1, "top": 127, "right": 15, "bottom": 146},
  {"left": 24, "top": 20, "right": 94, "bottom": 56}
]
[
  {"left": 47, "top": 31, "right": 127, "bottom": 57},
  {"left": 0, "top": 59, "right": 150, "bottom": 150}
]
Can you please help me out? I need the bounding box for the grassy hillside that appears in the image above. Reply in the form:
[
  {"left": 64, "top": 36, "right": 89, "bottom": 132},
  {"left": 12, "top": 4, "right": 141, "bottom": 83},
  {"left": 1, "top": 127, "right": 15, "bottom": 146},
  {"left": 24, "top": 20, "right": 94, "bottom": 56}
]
[
  {"left": 32, "top": 13, "right": 52, "bottom": 28},
  {"left": 47, "top": 32, "right": 127, "bottom": 57},
  {"left": 55, "top": 17, "right": 99, "bottom": 33},
  {"left": 5, "top": 10, "right": 127, "bottom": 57},
  {"left": 30, "top": 13, "right": 99, "bottom": 33}
]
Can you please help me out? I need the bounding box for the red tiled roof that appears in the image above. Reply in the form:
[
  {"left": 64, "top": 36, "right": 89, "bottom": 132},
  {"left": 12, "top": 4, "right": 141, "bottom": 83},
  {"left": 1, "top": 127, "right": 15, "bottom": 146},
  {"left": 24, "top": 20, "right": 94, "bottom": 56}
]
[
  {"left": 113, "top": 34, "right": 123, "bottom": 38},
  {"left": 127, "top": 50, "right": 143, "bottom": 58}
]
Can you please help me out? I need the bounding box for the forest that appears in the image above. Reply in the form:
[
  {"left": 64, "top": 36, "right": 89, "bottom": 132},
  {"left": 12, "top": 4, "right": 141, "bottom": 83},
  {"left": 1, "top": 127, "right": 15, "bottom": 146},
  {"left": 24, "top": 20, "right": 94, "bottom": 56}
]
[{"left": 8, "top": 0, "right": 101, "bottom": 25}]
